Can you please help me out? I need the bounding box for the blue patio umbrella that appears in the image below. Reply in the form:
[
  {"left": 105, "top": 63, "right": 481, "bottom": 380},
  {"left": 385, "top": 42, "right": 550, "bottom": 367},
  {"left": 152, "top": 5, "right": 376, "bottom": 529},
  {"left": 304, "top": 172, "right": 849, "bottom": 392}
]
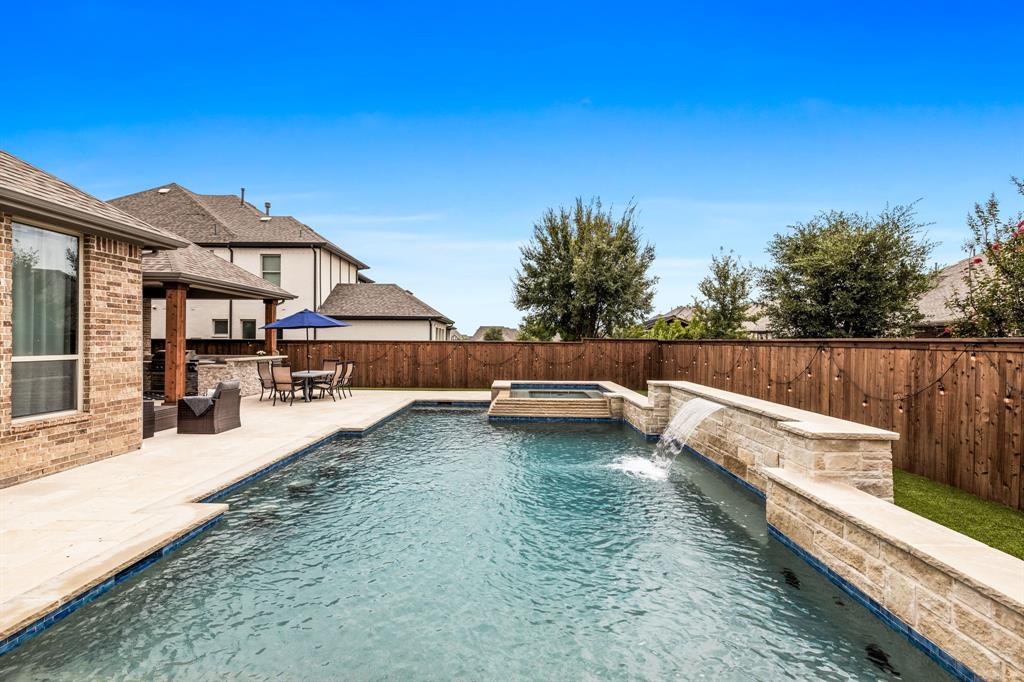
[{"left": 262, "top": 308, "right": 350, "bottom": 371}]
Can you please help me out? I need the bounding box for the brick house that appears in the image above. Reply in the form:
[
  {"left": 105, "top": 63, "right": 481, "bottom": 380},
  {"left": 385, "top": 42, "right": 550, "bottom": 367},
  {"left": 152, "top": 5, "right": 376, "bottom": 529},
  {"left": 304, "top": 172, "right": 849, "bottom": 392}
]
[{"left": 0, "top": 151, "right": 189, "bottom": 486}]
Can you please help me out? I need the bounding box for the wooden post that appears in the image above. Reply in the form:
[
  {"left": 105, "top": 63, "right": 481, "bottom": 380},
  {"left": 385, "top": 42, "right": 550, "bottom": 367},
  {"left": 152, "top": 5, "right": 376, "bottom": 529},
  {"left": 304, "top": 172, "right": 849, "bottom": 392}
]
[
  {"left": 164, "top": 283, "right": 188, "bottom": 404},
  {"left": 264, "top": 299, "right": 278, "bottom": 356}
]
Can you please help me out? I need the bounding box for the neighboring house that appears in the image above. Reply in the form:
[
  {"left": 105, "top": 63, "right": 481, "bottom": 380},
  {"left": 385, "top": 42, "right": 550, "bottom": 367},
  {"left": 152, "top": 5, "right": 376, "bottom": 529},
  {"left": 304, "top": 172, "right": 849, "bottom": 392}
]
[
  {"left": 317, "top": 283, "right": 454, "bottom": 340},
  {"left": 914, "top": 257, "right": 990, "bottom": 337},
  {"left": 645, "top": 304, "right": 772, "bottom": 339},
  {"left": 0, "top": 150, "right": 188, "bottom": 485},
  {"left": 111, "top": 183, "right": 369, "bottom": 341},
  {"left": 469, "top": 326, "right": 519, "bottom": 341}
]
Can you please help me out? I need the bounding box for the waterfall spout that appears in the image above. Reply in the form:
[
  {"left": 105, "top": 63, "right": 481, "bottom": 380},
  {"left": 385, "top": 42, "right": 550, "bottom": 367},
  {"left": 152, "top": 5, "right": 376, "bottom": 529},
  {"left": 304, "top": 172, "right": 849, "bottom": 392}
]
[{"left": 606, "top": 397, "right": 724, "bottom": 480}]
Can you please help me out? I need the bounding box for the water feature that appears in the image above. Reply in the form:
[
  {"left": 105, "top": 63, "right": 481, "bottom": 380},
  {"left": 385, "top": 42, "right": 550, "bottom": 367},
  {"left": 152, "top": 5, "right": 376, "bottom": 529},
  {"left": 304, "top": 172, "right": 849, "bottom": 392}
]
[
  {"left": 0, "top": 409, "right": 945, "bottom": 680},
  {"left": 607, "top": 397, "right": 724, "bottom": 481}
]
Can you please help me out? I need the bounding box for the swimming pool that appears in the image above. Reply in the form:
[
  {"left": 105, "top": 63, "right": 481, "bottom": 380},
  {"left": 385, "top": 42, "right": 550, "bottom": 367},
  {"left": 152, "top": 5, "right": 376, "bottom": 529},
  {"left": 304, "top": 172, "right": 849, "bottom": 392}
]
[
  {"left": 508, "top": 388, "right": 605, "bottom": 399},
  {"left": 0, "top": 408, "right": 945, "bottom": 679}
]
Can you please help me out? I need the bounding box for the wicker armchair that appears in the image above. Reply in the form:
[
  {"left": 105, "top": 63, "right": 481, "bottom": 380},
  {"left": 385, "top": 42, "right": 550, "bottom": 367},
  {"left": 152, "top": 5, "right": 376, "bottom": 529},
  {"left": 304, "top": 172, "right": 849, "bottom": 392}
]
[{"left": 177, "top": 383, "right": 241, "bottom": 434}]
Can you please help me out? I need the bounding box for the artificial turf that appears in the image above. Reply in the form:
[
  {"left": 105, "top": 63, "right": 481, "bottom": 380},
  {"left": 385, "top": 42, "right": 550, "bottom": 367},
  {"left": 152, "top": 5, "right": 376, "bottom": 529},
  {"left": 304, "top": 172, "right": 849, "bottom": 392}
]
[{"left": 893, "top": 469, "right": 1024, "bottom": 560}]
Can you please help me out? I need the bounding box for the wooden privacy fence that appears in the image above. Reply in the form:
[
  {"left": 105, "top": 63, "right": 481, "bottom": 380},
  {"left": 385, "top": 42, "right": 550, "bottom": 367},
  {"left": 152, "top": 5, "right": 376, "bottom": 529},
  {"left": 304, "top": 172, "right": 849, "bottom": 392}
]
[{"left": 162, "top": 337, "right": 1023, "bottom": 510}]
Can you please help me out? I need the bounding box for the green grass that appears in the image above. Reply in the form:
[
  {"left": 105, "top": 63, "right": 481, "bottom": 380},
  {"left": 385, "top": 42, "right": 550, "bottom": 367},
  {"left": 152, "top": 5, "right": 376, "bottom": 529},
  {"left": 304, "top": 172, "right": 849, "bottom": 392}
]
[{"left": 893, "top": 469, "right": 1024, "bottom": 560}]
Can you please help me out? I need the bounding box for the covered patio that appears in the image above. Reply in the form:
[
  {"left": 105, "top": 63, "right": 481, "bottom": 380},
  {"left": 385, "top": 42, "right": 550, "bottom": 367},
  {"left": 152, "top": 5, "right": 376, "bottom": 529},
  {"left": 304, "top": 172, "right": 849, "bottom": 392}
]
[{"left": 142, "top": 243, "right": 296, "bottom": 403}]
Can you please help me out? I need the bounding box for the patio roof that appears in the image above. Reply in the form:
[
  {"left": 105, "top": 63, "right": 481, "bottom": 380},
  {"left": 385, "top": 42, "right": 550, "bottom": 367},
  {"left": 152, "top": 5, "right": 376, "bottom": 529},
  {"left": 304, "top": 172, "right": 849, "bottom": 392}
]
[
  {"left": 0, "top": 150, "right": 188, "bottom": 250},
  {"left": 142, "top": 243, "right": 296, "bottom": 300}
]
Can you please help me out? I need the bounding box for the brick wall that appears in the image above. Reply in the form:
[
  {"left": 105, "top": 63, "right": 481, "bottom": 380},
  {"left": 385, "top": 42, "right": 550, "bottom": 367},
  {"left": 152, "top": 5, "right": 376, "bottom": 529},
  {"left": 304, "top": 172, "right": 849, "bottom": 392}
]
[{"left": 0, "top": 214, "right": 144, "bottom": 487}]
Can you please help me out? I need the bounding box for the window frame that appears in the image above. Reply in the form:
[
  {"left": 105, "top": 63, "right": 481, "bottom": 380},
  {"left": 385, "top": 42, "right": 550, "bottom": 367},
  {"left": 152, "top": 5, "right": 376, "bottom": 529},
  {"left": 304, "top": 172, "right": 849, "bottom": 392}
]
[
  {"left": 261, "top": 254, "right": 282, "bottom": 287},
  {"left": 240, "top": 319, "right": 257, "bottom": 340},
  {"left": 10, "top": 219, "right": 84, "bottom": 421},
  {"left": 212, "top": 319, "right": 230, "bottom": 337}
]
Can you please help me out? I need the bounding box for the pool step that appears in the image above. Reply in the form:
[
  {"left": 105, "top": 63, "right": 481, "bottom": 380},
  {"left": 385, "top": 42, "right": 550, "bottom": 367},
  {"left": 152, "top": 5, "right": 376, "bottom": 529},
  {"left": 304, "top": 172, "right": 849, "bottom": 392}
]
[{"left": 488, "top": 391, "right": 612, "bottom": 419}]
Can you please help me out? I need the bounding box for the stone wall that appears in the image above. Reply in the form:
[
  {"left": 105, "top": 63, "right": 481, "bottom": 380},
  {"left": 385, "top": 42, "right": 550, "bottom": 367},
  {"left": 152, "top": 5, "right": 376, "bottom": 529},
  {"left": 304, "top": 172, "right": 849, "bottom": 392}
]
[
  {"left": 767, "top": 470, "right": 1024, "bottom": 681},
  {"left": 1, "top": 217, "right": 144, "bottom": 487},
  {"left": 196, "top": 356, "right": 285, "bottom": 397},
  {"left": 646, "top": 381, "right": 897, "bottom": 500}
]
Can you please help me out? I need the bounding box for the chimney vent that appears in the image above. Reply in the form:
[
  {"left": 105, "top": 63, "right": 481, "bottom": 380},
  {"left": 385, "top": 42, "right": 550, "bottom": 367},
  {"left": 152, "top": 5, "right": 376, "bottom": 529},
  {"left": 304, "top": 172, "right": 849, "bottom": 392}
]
[
  {"left": 264, "top": 201, "right": 271, "bottom": 216},
  {"left": 240, "top": 187, "right": 246, "bottom": 206}
]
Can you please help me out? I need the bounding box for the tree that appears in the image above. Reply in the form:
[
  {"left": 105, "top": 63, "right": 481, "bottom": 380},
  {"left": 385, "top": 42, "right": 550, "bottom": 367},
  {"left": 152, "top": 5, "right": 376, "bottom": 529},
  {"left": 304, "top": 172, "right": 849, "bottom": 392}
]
[
  {"left": 482, "top": 327, "right": 505, "bottom": 341},
  {"left": 694, "top": 249, "right": 755, "bottom": 339},
  {"left": 947, "top": 177, "right": 1024, "bottom": 337},
  {"left": 516, "top": 315, "right": 556, "bottom": 341},
  {"left": 512, "top": 198, "right": 657, "bottom": 340},
  {"left": 613, "top": 311, "right": 709, "bottom": 340},
  {"left": 759, "top": 204, "right": 935, "bottom": 338}
]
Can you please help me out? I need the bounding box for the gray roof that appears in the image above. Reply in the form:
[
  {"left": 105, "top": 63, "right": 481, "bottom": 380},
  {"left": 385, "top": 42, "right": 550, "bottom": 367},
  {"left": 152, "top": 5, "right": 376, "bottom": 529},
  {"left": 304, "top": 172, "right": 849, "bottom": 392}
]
[
  {"left": 0, "top": 150, "right": 187, "bottom": 249},
  {"left": 469, "top": 326, "right": 520, "bottom": 341},
  {"left": 110, "top": 183, "right": 368, "bottom": 268},
  {"left": 916, "top": 257, "right": 992, "bottom": 326},
  {"left": 143, "top": 243, "right": 295, "bottom": 300},
  {"left": 318, "top": 283, "right": 453, "bottom": 324},
  {"left": 646, "top": 304, "right": 770, "bottom": 333}
]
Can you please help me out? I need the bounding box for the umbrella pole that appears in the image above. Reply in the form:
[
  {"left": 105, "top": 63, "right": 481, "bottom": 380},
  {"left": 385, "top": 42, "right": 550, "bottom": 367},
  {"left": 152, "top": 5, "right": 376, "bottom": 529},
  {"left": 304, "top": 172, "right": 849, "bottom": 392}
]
[{"left": 306, "top": 328, "right": 311, "bottom": 372}]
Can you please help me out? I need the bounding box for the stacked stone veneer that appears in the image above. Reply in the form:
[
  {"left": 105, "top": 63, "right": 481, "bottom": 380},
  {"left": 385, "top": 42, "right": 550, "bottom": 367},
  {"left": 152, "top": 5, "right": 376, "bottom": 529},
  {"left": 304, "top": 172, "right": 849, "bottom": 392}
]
[
  {"left": 644, "top": 381, "right": 896, "bottom": 500},
  {"left": 196, "top": 356, "right": 285, "bottom": 398},
  {"left": 767, "top": 471, "right": 1024, "bottom": 680},
  {"left": 0, "top": 214, "right": 144, "bottom": 487}
]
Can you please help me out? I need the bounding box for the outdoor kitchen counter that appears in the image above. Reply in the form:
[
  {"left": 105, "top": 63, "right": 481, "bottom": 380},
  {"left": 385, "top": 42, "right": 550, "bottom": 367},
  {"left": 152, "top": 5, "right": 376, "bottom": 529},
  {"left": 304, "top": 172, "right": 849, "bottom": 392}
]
[{"left": 196, "top": 355, "right": 287, "bottom": 397}]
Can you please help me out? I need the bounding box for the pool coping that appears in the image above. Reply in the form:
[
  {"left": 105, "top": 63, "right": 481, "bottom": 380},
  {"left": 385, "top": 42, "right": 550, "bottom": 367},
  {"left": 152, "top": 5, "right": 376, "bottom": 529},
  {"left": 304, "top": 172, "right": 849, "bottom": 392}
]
[{"left": 0, "top": 396, "right": 491, "bottom": 658}]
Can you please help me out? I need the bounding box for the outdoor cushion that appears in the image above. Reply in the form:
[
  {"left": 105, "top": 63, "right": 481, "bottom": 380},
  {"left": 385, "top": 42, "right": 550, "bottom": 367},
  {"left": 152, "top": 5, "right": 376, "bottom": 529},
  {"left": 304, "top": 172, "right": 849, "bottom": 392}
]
[{"left": 182, "top": 395, "right": 214, "bottom": 417}]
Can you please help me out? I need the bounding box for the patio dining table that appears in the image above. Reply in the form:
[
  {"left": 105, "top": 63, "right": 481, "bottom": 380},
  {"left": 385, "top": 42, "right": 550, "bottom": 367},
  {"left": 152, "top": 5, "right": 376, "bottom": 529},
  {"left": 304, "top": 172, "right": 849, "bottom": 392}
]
[{"left": 291, "top": 370, "right": 332, "bottom": 402}]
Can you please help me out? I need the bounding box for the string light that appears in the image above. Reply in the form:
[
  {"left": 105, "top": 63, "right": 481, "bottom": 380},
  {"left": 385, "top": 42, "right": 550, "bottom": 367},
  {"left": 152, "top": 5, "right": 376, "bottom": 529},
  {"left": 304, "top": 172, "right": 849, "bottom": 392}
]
[
  {"left": 862, "top": 396, "right": 869, "bottom": 407},
  {"left": 939, "top": 383, "right": 946, "bottom": 396}
]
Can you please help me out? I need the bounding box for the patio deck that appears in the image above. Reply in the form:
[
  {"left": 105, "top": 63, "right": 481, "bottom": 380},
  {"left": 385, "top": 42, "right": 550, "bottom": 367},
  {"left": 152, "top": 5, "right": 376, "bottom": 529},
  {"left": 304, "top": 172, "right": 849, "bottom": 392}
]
[{"left": 0, "top": 389, "right": 490, "bottom": 649}]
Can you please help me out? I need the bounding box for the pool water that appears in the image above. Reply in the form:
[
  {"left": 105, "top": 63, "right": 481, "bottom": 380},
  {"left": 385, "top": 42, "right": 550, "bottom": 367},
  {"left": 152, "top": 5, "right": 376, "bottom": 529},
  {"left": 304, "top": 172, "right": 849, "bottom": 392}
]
[
  {"left": 0, "top": 409, "right": 944, "bottom": 680},
  {"left": 509, "top": 388, "right": 604, "bottom": 399}
]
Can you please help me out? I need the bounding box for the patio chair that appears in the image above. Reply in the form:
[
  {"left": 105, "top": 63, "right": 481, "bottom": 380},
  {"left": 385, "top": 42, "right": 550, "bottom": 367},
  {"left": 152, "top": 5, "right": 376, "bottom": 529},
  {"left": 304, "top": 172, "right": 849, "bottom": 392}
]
[
  {"left": 271, "top": 365, "right": 302, "bottom": 406},
  {"left": 322, "top": 358, "right": 341, "bottom": 374},
  {"left": 313, "top": 363, "right": 346, "bottom": 402},
  {"left": 256, "top": 361, "right": 275, "bottom": 401},
  {"left": 338, "top": 361, "right": 355, "bottom": 398},
  {"left": 177, "top": 381, "right": 241, "bottom": 434}
]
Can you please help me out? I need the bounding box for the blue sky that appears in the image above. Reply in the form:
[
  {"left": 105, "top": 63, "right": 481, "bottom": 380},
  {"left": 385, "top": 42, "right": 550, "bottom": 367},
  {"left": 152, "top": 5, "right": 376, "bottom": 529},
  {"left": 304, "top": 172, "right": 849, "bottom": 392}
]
[{"left": 3, "top": 1, "right": 1022, "bottom": 333}]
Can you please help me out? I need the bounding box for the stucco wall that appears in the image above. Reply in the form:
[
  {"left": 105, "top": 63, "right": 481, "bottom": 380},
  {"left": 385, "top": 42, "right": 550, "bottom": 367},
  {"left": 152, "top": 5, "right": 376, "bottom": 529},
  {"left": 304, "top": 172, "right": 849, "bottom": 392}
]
[
  {"left": 316, "top": 319, "right": 437, "bottom": 341},
  {"left": 149, "top": 246, "right": 360, "bottom": 341}
]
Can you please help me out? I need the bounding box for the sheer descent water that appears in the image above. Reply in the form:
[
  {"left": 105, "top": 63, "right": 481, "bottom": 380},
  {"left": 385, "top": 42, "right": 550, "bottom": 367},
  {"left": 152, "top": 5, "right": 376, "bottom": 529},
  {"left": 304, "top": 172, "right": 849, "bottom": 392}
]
[{"left": 0, "top": 409, "right": 944, "bottom": 680}]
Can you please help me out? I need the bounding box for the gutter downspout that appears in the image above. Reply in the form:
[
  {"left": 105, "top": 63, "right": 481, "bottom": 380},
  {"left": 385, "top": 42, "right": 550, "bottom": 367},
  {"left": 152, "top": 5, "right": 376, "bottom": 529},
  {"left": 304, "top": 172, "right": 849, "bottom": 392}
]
[
  {"left": 311, "top": 246, "right": 318, "bottom": 341},
  {"left": 228, "top": 247, "right": 234, "bottom": 339}
]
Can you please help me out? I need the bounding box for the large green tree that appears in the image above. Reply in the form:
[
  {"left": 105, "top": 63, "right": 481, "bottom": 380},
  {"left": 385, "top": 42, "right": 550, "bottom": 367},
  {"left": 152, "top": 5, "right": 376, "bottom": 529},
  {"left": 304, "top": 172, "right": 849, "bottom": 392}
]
[
  {"left": 947, "top": 177, "right": 1024, "bottom": 337},
  {"left": 512, "top": 198, "right": 657, "bottom": 340},
  {"left": 694, "top": 249, "right": 755, "bottom": 339},
  {"left": 759, "top": 204, "right": 935, "bottom": 338}
]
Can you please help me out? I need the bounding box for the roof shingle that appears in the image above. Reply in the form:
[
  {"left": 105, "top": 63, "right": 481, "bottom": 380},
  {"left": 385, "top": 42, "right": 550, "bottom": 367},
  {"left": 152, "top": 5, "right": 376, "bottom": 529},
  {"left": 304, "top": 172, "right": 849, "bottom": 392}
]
[
  {"left": 318, "top": 283, "right": 452, "bottom": 324},
  {"left": 111, "top": 183, "right": 368, "bottom": 268},
  {"left": 0, "top": 150, "right": 187, "bottom": 249},
  {"left": 143, "top": 243, "right": 295, "bottom": 300}
]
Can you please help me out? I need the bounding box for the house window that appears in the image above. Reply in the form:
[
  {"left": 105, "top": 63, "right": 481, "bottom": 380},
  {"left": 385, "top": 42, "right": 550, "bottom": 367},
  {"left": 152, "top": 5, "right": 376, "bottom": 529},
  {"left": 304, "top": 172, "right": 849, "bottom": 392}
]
[
  {"left": 261, "top": 254, "right": 281, "bottom": 286},
  {"left": 11, "top": 222, "right": 81, "bottom": 419},
  {"left": 241, "top": 319, "right": 256, "bottom": 339},
  {"left": 213, "top": 319, "right": 229, "bottom": 337}
]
